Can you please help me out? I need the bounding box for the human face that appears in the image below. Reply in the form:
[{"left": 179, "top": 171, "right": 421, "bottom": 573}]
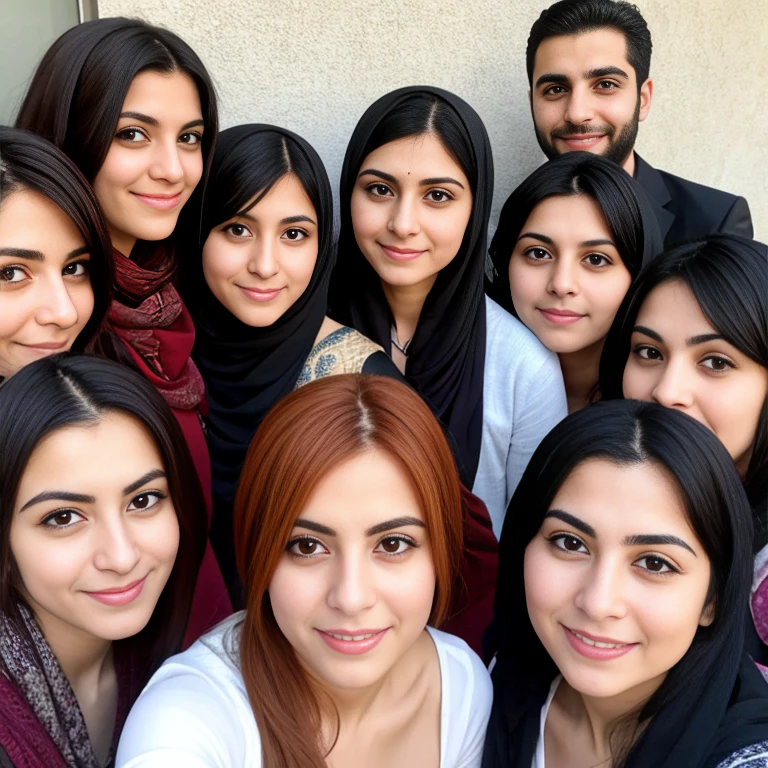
[
  {"left": 531, "top": 29, "right": 652, "bottom": 170},
  {"left": 509, "top": 195, "right": 632, "bottom": 355},
  {"left": 269, "top": 448, "right": 436, "bottom": 692},
  {"left": 202, "top": 174, "right": 318, "bottom": 327},
  {"left": 10, "top": 412, "right": 180, "bottom": 646},
  {"left": 525, "top": 458, "right": 712, "bottom": 703},
  {"left": 0, "top": 189, "right": 94, "bottom": 378},
  {"left": 92, "top": 70, "right": 204, "bottom": 257},
  {"left": 623, "top": 280, "right": 768, "bottom": 475},
  {"left": 350, "top": 133, "right": 472, "bottom": 298}
]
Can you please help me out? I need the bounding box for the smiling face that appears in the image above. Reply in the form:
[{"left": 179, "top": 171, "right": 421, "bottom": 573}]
[
  {"left": 0, "top": 189, "right": 94, "bottom": 378},
  {"left": 92, "top": 70, "right": 205, "bottom": 257},
  {"left": 9, "top": 412, "right": 180, "bottom": 646},
  {"left": 202, "top": 174, "right": 319, "bottom": 327},
  {"left": 350, "top": 133, "right": 473, "bottom": 298},
  {"left": 530, "top": 29, "right": 652, "bottom": 171},
  {"left": 525, "top": 458, "right": 712, "bottom": 703},
  {"left": 268, "top": 447, "right": 436, "bottom": 692},
  {"left": 623, "top": 280, "right": 768, "bottom": 476},
  {"left": 508, "top": 194, "right": 632, "bottom": 356}
]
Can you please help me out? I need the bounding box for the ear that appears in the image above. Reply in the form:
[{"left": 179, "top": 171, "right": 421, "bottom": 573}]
[
  {"left": 699, "top": 599, "right": 715, "bottom": 627},
  {"left": 638, "top": 78, "right": 653, "bottom": 123}
]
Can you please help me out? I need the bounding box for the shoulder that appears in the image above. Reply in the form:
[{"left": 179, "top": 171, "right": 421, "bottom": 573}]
[{"left": 716, "top": 741, "right": 768, "bottom": 767}]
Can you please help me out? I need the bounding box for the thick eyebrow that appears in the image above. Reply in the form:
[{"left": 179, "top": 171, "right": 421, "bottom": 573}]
[
  {"left": 119, "top": 112, "right": 204, "bottom": 132},
  {"left": 123, "top": 469, "right": 166, "bottom": 496},
  {"left": 20, "top": 491, "right": 95, "bottom": 513},
  {"left": 535, "top": 72, "right": 570, "bottom": 89},
  {"left": 0, "top": 247, "right": 43, "bottom": 261},
  {"left": 518, "top": 231, "right": 553, "bottom": 245},
  {"left": 294, "top": 518, "right": 336, "bottom": 536},
  {"left": 281, "top": 215, "right": 316, "bottom": 226},
  {"left": 581, "top": 239, "right": 615, "bottom": 248},
  {"left": 358, "top": 168, "right": 397, "bottom": 184},
  {"left": 624, "top": 534, "right": 696, "bottom": 556},
  {"left": 633, "top": 325, "right": 663, "bottom": 342},
  {"left": 421, "top": 177, "right": 465, "bottom": 189},
  {"left": 545, "top": 510, "right": 597, "bottom": 538},
  {"left": 365, "top": 516, "right": 426, "bottom": 536},
  {"left": 688, "top": 333, "right": 724, "bottom": 346},
  {"left": 584, "top": 66, "right": 629, "bottom": 80}
]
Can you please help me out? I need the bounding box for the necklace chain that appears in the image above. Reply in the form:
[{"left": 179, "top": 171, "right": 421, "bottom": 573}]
[{"left": 390, "top": 325, "right": 412, "bottom": 355}]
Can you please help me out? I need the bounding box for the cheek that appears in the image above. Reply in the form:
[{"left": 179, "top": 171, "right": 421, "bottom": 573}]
[
  {"left": 10, "top": 529, "right": 84, "bottom": 599},
  {"left": 268, "top": 561, "right": 322, "bottom": 636},
  {"left": 382, "top": 555, "right": 436, "bottom": 626},
  {"left": 93, "top": 150, "right": 138, "bottom": 199},
  {"left": 350, "top": 194, "right": 381, "bottom": 244},
  {"left": 509, "top": 261, "right": 544, "bottom": 317},
  {"left": 283, "top": 248, "right": 318, "bottom": 295},
  {"left": 622, "top": 362, "right": 655, "bottom": 400},
  {"left": 182, "top": 151, "right": 204, "bottom": 189},
  {"left": 0, "top": 295, "right": 29, "bottom": 339},
  {"left": 72, "top": 284, "right": 95, "bottom": 330},
  {"left": 143, "top": 511, "right": 180, "bottom": 570},
  {"left": 585, "top": 273, "right": 632, "bottom": 321},
  {"left": 202, "top": 240, "right": 244, "bottom": 293},
  {"left": 524, "top": 542, "right": 568, "bottom": 627}
]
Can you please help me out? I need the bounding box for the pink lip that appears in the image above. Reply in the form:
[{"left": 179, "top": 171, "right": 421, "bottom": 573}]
[
  {"left": 316, "top": 628, "right": 389, "bottom": 655},
  {"left": 379, "top": 244, "right": 426, "bottom": 262},
  {"left": 131, "top": 192, "right": 182, "bottom": 210},
  {"left": 84, "top": 577, "right": 146, "bottom": 606},
  {"left": 237, "top": 285, "right": 284, "bottom": 302},
  {"left": 538, "top": 308, "right": 585, "bottom": 325},
  {"left": 19, "top": 341, "right": 69, "bottom": 351},
  {"left": 558, "top": 135, "right": 605, "bottom": 150},
  {"left": 563, "top": 625, "right": 638, "bottom": 661}
]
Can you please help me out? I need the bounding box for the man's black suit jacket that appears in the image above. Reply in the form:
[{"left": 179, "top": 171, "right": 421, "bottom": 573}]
[{"left": 633, "top": 153, "right": 753, "bottom": 248}]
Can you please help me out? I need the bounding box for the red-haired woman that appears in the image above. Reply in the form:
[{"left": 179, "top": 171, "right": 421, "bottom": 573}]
[{"left": 117, "top": 375, "right": 492, "bottom": 767}]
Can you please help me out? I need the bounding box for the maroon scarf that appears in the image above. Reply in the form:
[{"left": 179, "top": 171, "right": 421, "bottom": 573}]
[{"left": 107, "top": 244, "right": 204, "bottom": 411}]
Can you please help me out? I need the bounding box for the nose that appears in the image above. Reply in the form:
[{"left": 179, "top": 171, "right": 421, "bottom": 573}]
[
  {"left": 547, "top": 258, "right": 579, "bottom": 297},
  {"left": 326, "top": 552, "right": 377, "bottom": 616},
  {"left": 573, "top": 558, "right": 627, "bottom": 621},
  {"left": 387, "top": 196, "right": 421, "bottom": 240},
  {"left": 564, "top": 86, "right": 596, "bottom": 125},
  {"left": 650, "top": 359, "right": 695, "bottom": 410},
  {"left": 93, "top": 516, "right": 141, "bottom": 575},
  {"left": 247, "top": 239, "right": 280, "bottom": 280},
  {"left": 35, "top": 276, "right": 79, "bottom": 329},
  {"left": 148, "top": 139, "right": 184, "bottom": 185}
]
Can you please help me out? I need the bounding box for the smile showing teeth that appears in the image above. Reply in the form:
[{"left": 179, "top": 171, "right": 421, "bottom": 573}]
[
  {"left": 573, "top": 631, "right": 627, "bottom": 649},
  {"left": 327, "top": 632, "right": 377, "bottom": 641}
]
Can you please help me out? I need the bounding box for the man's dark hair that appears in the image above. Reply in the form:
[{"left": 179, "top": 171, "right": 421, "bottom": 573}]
[{"left": 527, "top": 0, "right": 652, "bottom": 88}]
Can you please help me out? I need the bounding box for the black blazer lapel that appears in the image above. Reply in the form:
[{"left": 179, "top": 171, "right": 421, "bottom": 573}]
[{"left": 633, "top": 152, "right": 675, "bottom": 242}]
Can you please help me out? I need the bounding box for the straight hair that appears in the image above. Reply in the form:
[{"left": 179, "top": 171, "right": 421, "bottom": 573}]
[
  {"left": 0, "top": 354, "right": 207, "bottom": 687},
  {"left": 234, "top": 374, "right": 463, "bottom": 767}
]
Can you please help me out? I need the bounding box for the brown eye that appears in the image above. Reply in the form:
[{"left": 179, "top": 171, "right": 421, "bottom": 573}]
[
  {"left": 375, "top": 537, "right": 413, "bottom": 556},
  {"left": 381, "top": 538, "right": 401, "bottom": 553},
  {"left": 563, "top": 536, "right": 582, "bottom": 551},
  {"left": 41, "top": 509, "right": 84, "bottom": 528},
  {"left": 53, "top": 511, "right": 72, "bottom": 526},
  {"left": 298, "top": 540, "right": 318, "bottom": 555}
]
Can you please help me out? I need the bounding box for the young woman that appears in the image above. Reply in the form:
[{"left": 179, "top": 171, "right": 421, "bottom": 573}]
[
  {"left": 330, "top": 86, "right": 567, "bottom": 537},
  {"left": 117, "top": 375, "right": 492, "bottom": 767},
  {"left": 17, "top": 18, "right": 230, "bottom": 638},
  {"left": 0, "top": 127, "right": 112, "bottom": 381},
  {"left": 486, "top": 151, "right": 662, "bottom": 413},
  {"left": 181, "top": 124, "right": 400, "bottom": 596},
  {"left": 484, "top": 400, "right": 768, "bottom": 768},
  {"left": 599, "top": 235, "right": 768, "bottom": 662},
  {"left": 0, "top": 354, "right": 206, "bottom": 768}
]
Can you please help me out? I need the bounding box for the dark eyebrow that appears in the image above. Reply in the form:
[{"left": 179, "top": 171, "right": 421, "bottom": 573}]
[
  {"left": 584, "top": 66, "right": 629, "bottom": 80},
  {"left": 688, "top": 333, "right": 724, "bottom": 346},
  {"left": 624, "top": 534, "right": 696, "bottom": 556},
  {"left": 518, "top": 231, "right": 553, "bottom": 245},
  {"left": 633, "top": 325, "right": 663, "bottom": 342},
  {"left": 581, "top": 239, "right": 615, "bottom": 248},
  {"left": 535, "top": 72, "right": 569, "bottom": 89},
  {"left": 420, "top": 177, "right": 465, "bottom": 189},
  {"left": 181, "top": 119, "right": 205, "bottom": 131},
  {"left": 0, "top": 247, "right": 43, "bottom": 261},
  {"left": 20, "top": 491, "right": 95, "bottom": 513},
  {"left": 66, "top": 246, "right": 90, "bottom": 260},
  {"left": 545, "top": 510, "right": 597, "bottom": 538},
  {"left": 365, "top": 516, "right": 426, "bottom": 537},
  {"left": 358, "top": 168, "right": 397, "bottom": 184},
  {"left": 123, "top": 469, "right": 166, "bottom": 496},
  {"left": 119, "top": 113, "right": 204, "bottom": 132},
  {"left": 280, "top": 215, "right": 316, "bottom": 226},
  {"left": 294, "top": 519, "right": 336, "bottom": 536}
]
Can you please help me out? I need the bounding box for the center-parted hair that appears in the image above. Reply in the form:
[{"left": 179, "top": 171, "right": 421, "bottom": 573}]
[{"left": 233, "top": 374, "right": 463, "bottom": 768}]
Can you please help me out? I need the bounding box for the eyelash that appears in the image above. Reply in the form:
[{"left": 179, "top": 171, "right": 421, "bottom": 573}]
[
  {"left": 39, "top": 490, "right": 167, "bottom": 530},
  {"left": 364, "top": 183, "right": 455, "bottom": 204},
  {"left": 115, "top": 127, "right": 203, "bottom": 146},
  {"left": 0, "top": 259, "right": 90, "bottom": 286},
  {"left": 521, "top": 248, "right": 612, "bottom": 267},
  {"left": 285, "top": 533, "right": 418, "bottom": 560},
  {"left": 632, "top": 345, "right": 737, "bottom": 373},
  {"left": 542, "top": 80, "right": 619, "bottom": 96}
]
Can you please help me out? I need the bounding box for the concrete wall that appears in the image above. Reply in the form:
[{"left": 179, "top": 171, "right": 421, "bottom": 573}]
[{"left": 97, "top": 0, "right": 767, "bottom": 239}]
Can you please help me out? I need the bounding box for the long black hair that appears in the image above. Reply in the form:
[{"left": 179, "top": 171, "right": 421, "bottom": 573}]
[
  {"left": 599, "top": 235, "right": 768, "bottom": 513},
  {"left": 486, "top": 399, "right": 767, "bottom": 768},
  {"left": 16, "top": 16, "right": 218, "bottom": 205},
  {"left": 0, "top": 354, "right": 207, "bottom": 686},
  {"left": 0, "top": 126, "right": 113, "bottom": 357},
  {"left": 486, "top": 151, "right": 662, "bottom": 316}
]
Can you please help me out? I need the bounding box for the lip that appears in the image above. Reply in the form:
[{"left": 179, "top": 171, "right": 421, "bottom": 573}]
[
  {"left": 84, "top": 577, "right": 146, "bottom": 606},
  {"left": 378, "top": 244, "right": 426, "bottom": 262},
  {"left": 538, "top": 307, "right": 585, "bottom": 325},
  {"left": 557, "top": 135, "right": 606, "bottom": 150},
  {"left": 18, "top": 341, "right": 69, "bottom": 352},
  {"left": 237, "top": 285, "right": 284, "bottom": 303},
  {"left": 563, "top": 625, "right": 638, "bottom": 661},
  {"left": 316, "top": 628, "right": 389, "bottom": 655},
  {"left": 131, "top": 192, "right": 183, "bottom": 210}
]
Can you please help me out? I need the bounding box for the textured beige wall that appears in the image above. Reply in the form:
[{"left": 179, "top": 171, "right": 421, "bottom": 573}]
[{"left": 97, "top": 0, "right": 767, "bottom": 239}]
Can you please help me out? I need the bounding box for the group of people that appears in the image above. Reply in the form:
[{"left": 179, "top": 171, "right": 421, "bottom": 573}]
[{"left": 0, "top": 0, "right": 766, "bottom": 766}]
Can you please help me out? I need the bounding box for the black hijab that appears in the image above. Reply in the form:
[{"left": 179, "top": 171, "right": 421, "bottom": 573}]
[
  {"left": 329, "top": 86, "right": 492, "bottom": 486},
  {"left": 484, "top": 400, "right": 768, "bottom": 768},
  {"left": 182, "top": 124, "right": 334, "bottom": 576},
  {"left": 486, "top": 151, "right": 663, "bottom": 317}
]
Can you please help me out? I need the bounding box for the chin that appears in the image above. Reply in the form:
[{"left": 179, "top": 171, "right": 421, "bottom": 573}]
[{"left": 557, "top": 663, "right": 640, "bottom": 700}]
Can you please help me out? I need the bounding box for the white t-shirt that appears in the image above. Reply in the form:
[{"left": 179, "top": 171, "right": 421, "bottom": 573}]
[
  {"left": 531, "top": 676, "right": 561, "bottom": 768},
  {"left": 473, "top": 297, "right": 567, "bottom": 539},
  {"left": 116, "top": 613, "right": 493, "bottom": 768}
]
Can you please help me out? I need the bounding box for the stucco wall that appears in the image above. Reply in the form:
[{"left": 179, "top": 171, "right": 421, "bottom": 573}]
[{"left": 97, "top": 0, "right": 767, "bottom": 239}]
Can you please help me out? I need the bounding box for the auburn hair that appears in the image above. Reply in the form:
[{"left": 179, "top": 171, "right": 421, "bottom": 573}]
[{"left": 233, "top": 374, "right": 463, "bottom": 767}]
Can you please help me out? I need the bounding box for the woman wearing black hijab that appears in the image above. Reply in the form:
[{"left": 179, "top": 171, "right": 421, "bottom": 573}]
[
  {"left": 484, "top": 400, "right": 768, "bottom": 768},
  {"left": 330, "top": 86, "right": 567, "bottom": 539},
  {"left": 180, "top": 124, "right": 398, "bottom": 597}
]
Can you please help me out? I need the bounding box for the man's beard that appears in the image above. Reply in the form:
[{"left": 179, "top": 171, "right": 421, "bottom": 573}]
[{"left": 535, "top": 98, "right": 640, "bottom": 167}]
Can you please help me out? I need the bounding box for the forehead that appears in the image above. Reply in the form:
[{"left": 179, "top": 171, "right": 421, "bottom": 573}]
[
  {"left": 242, "top": 173, "right": 316, "bottom": 220},
  {"left": 533, "top": 28, "right": 635, "bottom": 83},
  {"left": 521, "top": 194, "right": 612, "bottom": 241},
  {"left": 121, "top": 70, "right": 202, "bottom": 121},
  {"left": 636, "top": 280, "right": 714, "bottom": 335}
]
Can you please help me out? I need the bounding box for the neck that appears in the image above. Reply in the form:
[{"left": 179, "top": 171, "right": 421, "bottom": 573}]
[
  {"left": 558, "top": 337, "right": 605, "bottom": 413},
  {"left": 382, "top": 277, "right": 436, "bottom": 345},
  {"left": 109, "top": 228, "right": 137, "bottom": 259},
  {"left": 623, "top": 150, "right": 637, "bottom": 177}
]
